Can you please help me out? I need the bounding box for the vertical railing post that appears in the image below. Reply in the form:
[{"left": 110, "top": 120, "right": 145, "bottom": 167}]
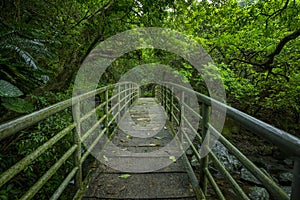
[
  {"left": 121, "top": 84, "right": 125, "bottom": 116},
  {"left": 157, "top": 86, "right": 160, "bottom": 103},
  {"left": 139, "top": 85, "right": 141, "bottom": 99},
  {"left": 167, "top": 87, "right": 170, "bottom": 112},
  {"left": 155, "top": 86, "right": 159, "bottom": 102},
  {"left": 131, "top": 83, "right": 134, "bottom": 105},
  {"left": 180, "top": 91, "right": 185, "bottom": 142},
  {"left": 137, "top": 85, "right": 140, "bottom": 101},
  {"left": 133, "top": 84, "right": 135, "bottom": 103},
  {"left": 162, "top": 85, "right": 164, "bottom": 108},
  {"left": 167, "top": 88, "right": 171, "bottom": 114},
  {"left": 125, "top": 83, "right": 128, "bottom": 111},
  {"left": 164, "top": 85, "right": 167, "bottom": 109},
  {"left": 157, "top": 86, "right": 160, "bottom": 102},
  {"left": 105, "top": 89, "right": 109, "bottom": 135},
  {"left": 152, "top": 85, "right": 156, "bottom": 97},
  {"left": 127, "top": 83, "right": 130, "bottom": 108},
  {"left": 118, "top": 84, "right": 121, "bottom": 123},
  {"left": 166, "top": 88, "right": 169, "bottom": 113},
  {"left": 74, "top": 101, "right": 82, "bottom": 190},
  {"left": 124, "top": 84, "right": 126, "bottom": 111},
  {"left": 128, "top": 83, "right": 131, "bottom": 108},
  {"left": 161, "top": 85, "right": 164, "bottom": 108},
  {"left": 200, "top": 103, "right": 209, "bottom": 196},
  {"left": 129, "top": 83, "right": 132, "bottom": 105},
  {"left": 291, "top": 158, "right": 300, "bottom": 200},
  {"left": 170, "top": 86, "right": 174, "bottom": 122}
]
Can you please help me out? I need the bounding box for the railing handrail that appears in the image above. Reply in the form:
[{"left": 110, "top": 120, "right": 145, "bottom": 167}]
[
  {"left": 162, "top": 82, "right": 300, "bottom": 158},
  {"left": 0, "top": 82, "right": 138, "bottom": 141}
]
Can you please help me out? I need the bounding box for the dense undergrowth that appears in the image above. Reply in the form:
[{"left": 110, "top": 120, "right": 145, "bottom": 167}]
[{"left": 0, "top": 0, "right": 299, "bottom": 198}]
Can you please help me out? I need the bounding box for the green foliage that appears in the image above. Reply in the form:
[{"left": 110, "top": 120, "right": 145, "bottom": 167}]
[
  {"left": 164, "top": 0, "right": 300, "bottom": 134},
  {"left": 0, "top": 80, "right": 23, "bottom": 97},
  {"left": 0, "top": 183, "right": 21, "bottom": 200},
  {"left": 1, "top": 97, "right": 34, "bottom": 113},
  {"left": 0, "top": 29, "right": 52, "bottom": 114},
  {"left": 143, "top": 91, "right": 153, "bottom": 97},
  {"left": 0, "top": 79, "right": 36, "bottom": 113},
  {"left": 0, "top": 30, "right": 51, "bottom": 93}
]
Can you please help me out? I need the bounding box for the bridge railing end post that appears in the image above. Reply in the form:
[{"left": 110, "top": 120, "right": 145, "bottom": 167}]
[
  {"left": 291, "top": 158, "right": 300, "bottom": 200},
  {"left": 73, "top": 101, "right": 83, "bottom": 190},
  {"left": 200, "top": 103, "right": 210, "bottom": 196}
]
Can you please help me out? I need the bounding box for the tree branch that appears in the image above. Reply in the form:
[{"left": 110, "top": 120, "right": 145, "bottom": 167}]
[
  {"left": 228, "top": 58, "right": 262, "bottom": 67},
  {"left": 72, "top": 10, "right": 90, "bottom": 28},
  {"left": 72, "top": 0, "right": 115, "bottom": 28},
  {"left": 228, "top": 29, "right": 300, "bottom": 71},
  {"left": 262, "top": 0, "right": 289, "bottom": 29},
  {"left": 263, "top": 28, "right": 300, "bottom": 67}
]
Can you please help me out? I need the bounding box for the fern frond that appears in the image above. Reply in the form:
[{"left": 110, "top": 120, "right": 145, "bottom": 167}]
[{"left": 0, "top": 30, "right": 52, "bottom": 93}]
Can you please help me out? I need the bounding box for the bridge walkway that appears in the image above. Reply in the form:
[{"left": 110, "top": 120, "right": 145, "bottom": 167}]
[{"left": 83, "top": 98, "right": 197, "bottom": 199}]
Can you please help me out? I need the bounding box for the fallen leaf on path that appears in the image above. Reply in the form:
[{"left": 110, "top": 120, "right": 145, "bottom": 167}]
[
  {"left": 169, "top": 156, "right": 176, "bottom": 163},
  {"left": 126, "top": 135, "right": 133, "bottom": 139},
  {"left": 154, "top": 136, "right": 165, "bottom": 140},
  {"left": 118, "top": 174, "right": 131, "bottom": 179},
  {"left": 119, "top": 185, "right": 126, "bottom": 192},
  {"left": 103, "top": 155, "right": 109, "bottom": 162}
]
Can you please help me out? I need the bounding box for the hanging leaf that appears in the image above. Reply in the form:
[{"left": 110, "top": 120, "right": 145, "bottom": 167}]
[
  {"left": 0, "top": 80, "right": 23, "bottom": 97},
  {"left": 1, "top": 97, "right": 34, "bottom": 113}
]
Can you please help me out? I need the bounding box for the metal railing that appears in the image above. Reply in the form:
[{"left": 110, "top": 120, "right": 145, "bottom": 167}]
[
  {"left": 0, "top": 82, "right": 139, "bottom": 200},
  {"left": 155, "top": 82, "right": 300, "bottom": 200}
]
